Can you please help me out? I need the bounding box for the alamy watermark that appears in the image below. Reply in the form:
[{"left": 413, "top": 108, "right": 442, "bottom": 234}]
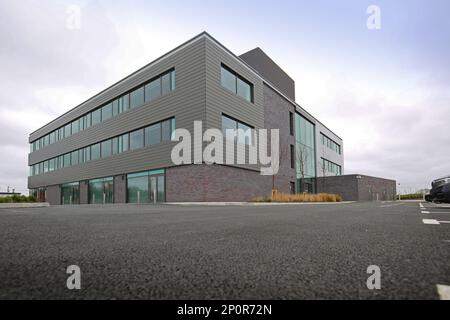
[
  {"left": 366, "top": 265, "right": 381, "bottom": 290},
  {"left": 66, "top": 5, "right": 81, "bottom": 30},
  {"left": 170, "top": 121, "right": 280, "bottom": 175},
  {"left": 66, "top": 265, "right": 81, "bottom": 290},
  {"left": 367, "top": 5, "right": 381, "bottom": 30}
]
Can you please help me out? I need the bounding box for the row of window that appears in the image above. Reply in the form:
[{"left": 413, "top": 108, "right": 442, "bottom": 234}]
[
  {"left": 220, "top": 64, "right": 254, "bottom": 103},
  {"left": 321, "top": 133, "right": 341, "bottom": 154},
  {"left": 30, "top": 118, "right": 176, "bottom": 176},
  {"left": 49, "top": 170, "right": 166, "bottom": 205},
  {"left": 221, "top": 114, "right": 254, "bottom": 145},
  {"left": 31, "top": 69, "right": 176, "bottom": 152},
  {"left": 321, "top": 158, "right": 342, "bottom": 176}
]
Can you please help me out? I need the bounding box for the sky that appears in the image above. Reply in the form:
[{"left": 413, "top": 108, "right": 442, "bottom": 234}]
[{"left": 0, "top": 0, "right": 449, "bottom": 195}]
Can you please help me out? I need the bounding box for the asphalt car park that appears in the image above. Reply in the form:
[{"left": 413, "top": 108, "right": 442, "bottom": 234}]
[{"left": 0, "top": 202, "right": 449, "bottom": 299}]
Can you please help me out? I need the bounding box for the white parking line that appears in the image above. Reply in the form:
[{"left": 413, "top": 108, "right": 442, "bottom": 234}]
[
  {"left": 421, "top": 211, "right": 430, "bottom": 214},
  {"left": 423, "top": 219, "right": 440, "bottom": 225},
  {"left": 419, "top": 203, "right": 425, "bottom": 208},
  {"left": 437, "top": 285, "right": 450, "bottom": 300}
]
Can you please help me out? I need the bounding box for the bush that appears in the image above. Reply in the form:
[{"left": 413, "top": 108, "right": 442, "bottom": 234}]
[
  {"left": 398, "top": 193, "right": 424, "bottom": 200},
  {"left": 0, "top": 195, "right": 37, "bottom": 203},
  {"left": 253, "top": 192, "right": 343, "bottom": 203}
]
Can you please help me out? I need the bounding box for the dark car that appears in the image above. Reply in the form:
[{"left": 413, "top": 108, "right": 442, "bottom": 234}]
[{"left": 426, "top": 175, "right": 450, "bottom": 203}]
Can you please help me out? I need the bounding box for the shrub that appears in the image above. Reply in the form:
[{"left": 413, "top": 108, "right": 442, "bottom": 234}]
[
  {"left": 0, "top": 195, "right": 37, "bottom": 203},
  {"left": 398, "top": 193, "right": 424, "bottom": 200},
  {"left": 252, "top": 192, "right": 343, "bottom": 203}
]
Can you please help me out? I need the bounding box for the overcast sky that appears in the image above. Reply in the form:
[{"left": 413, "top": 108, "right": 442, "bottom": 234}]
[{"left": 1, "top": 0, "right": 449, "bottom": 194}]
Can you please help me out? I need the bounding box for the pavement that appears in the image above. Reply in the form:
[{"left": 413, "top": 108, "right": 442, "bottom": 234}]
[{"left": 0, "top": 201, "right": 448, "bottom": 300}]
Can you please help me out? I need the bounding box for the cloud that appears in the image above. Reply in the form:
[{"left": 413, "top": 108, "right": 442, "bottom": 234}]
[{"left": 0, "top": 0, "right": 119, "bottom": 194}]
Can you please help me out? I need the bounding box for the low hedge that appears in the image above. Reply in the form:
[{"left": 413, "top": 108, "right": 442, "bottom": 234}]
[{"left": 0, "top": 195, "right": 37, "bottom": 203}]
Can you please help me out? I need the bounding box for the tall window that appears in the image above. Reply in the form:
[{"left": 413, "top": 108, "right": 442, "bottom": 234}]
[
  {"left": 295, "top": 113, "right": 316, "bottom": 193},
  {"left": 130, "top": 129, "right": 144, "bottom": 150},
  {"left": 127, "top": 170, "right": 165, "bottom": 203},
  {"left": 220, "top": 64, "right": 253, "bottom": 103},
  {"left": 89, "top": 177, "right": 114, "bottom": 204},
  {"left": 61, "top": 182, "right": 80, "bottom": 205}
]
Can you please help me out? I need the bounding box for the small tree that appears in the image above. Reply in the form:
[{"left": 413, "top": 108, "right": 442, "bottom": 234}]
[{"left": 296, "top": 144, "right": 309, "bottom": 193}]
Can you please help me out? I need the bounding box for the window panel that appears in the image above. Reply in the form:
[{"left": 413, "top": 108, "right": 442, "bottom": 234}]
[
  {"left": 64, "top": 123, "right": 72, "bottom": 138},
  {"left": 145, "top": 78, "right": 161, "bottom": 102},
  {"left": 237, "top": 78, "right": 252, "bottom": 102},
  {"left": 101, "top": 103, "right": 112, "bottom": 121},
  {"left": 84, "top": 113, "right": 91, "bottom": 129},
  {"left": 221, "top": 66, "right": 236, "bottom": 93},
  {"left": 49, "top": 158, "right": 55, "bottom": 172},
  {"left": 83, "top": 147, "right": 91, "bottom": 162},
  {"left": 130, "top": 129, "right": 144, "bottom": 150},
  {"left": 161, "top": 72, "right": 171, "bottom": 95},
  {"left": 130, "top": 87, "right": 144, "bottom": 109},
  {"left": 43, "top": 160, "right": 49, "bottom": 173},
  {"left": 161, "top": 119, "right": 171, "bottom": 142},
  {"left": 112, "top": 137, "right": 119, "bottom": 155},
  {"left": 171, "top": 118, "right": 176, "bottom": 140},
  {"left": 101, "top": 139, "right": 112, "bottom": 158},
  {"left": 71, "top": 150, "right": 79, "bottom": 166},
  {"left": 63, "top": 153, "right": 71, "bottom": 168},
  {"left": 91, "top": 109, "right": 101, "bottom": 126},
  {"left": 171, "top": 70, "right": 176, "bottom": 91},
  {"left": 145, "top": 123, "right": 161, "bottom": 146},
  {"left": 49, "top": 131, "right": 56, "bottom": 144},
  {"left": 222, "top": 115, "right": 237, "bottom": 138},
  {"left": 120, "top": 134, "right": 129, "bottom": 153},
  {"left": 112, "top": 99, "right": 119, "bottom": 116},
  {"left": 237, "top": 122, "right": 252, "bottom": 145},
  {"left": 91, "top": 143, "right": 101, "bottom": 160},
  {"left": 73, "top": 119, "right": 80, "bottom": 135},
  {"left": 122, "top": 94, "right": 129, "bottom": 112}
]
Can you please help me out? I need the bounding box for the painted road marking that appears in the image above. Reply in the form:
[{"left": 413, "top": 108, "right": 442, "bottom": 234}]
[
  {"left": 423, "top": 219, "right": 440, "bottom": 225},
  {"left": 437, "top": 285, "right": 450, "bottom": 300},
  {"left": 439, "top": 221, "right": 450, "bottom": 224},
  {"left": 421, "top": 211, "right": 430, "bottom": 214},
  {"left": 420, "top": 203, "right": 424, "bottom": 208}
]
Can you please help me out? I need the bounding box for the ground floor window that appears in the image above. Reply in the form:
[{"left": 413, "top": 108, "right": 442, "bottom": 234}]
[
  {"left": 30, "top": 187, "right": 47, "bottom": 202},
  {"left": 89, "top": 177, "right": 114, "bottom": 204},
  {"left": 61, "top": 182, "right": 80, "bottom": 205},
  {"left": 297, "top": 178, "right": 316, "bottom": 194},
  {"left": 127, "top": 169, "right": 165, "bottom": 203}
]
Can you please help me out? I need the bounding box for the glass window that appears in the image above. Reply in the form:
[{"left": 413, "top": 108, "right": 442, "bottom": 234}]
[
  {"left": 222, "top": 115, "right": 237, "bottom": 138},
  {"left": 221, "top": 66, "right": 236, "bottom": 93},
  {"left": 161, "top": 72, "right": 171, "bottom": 95},
  {"left": 130, "top": 87, "right": 144, "bottom": 109},
  {"left": 112, "top": 99, "right": 119, "bottom": 116},
  {"left": 63, "top": 153, "right": 71, "bottom": 168},
  {"left": 71, "top": 119, "right": 79, "bottom": 135},
  {"left": 91, "top": 143, "right": 101, "bottom": 160},
  {"left": 130, "top": 129, "right": 144, "bottom": 150},
  {"left": 49, "top": 131, "right": 56, "bottom": 144},
  {"left": 127, "top": 174, "right": 149, "bottom": 204},
  {"left": 84, "top": 113, "right": 91, "bottom": 129},
  {"left": 58, "top": 155, "right": 63, "bottom": 169},
  {"left": 237, "top": 78, "right": 252, "bottom": 102},
  {"left": 64, "top": 123, "right": 71, "bottom": 138},
  {"left": 89, "top": 177, "right": 113, "bottom": 204},
  {"left": 171, "top": 118, "right": 176, "bottom": 140},
  {"left": 122, "top": 94, "right": 129, "bottom": 112},
  {"left": 119, "top": 134, "right": 129, "bottom": 153},
  {"left": 145, "top": 123, "right": 161, "bottom": 146},
  {"left": 71, "top": 150, "right": 79, "bottom": 166},
  {"left": 171, "top": 70, "right": 176, "bottom": 91},
  {"left": 61, "top": 182, "right": 80, "bottom": 205},
  {"left": 112, "top": 137, "right": 119, "bottom": 155},
  {"left": 161, "top": 119, "right": 172, "bottom": 142},
  {"left": 237, "top": 122, "right": 252, "bottom": 145},
  {"left": 43, "top": 160, "right": 49, "bottom": 173},
  {"left": 101, "top": 103, "right": 113, "bottom": 121},
  {"left": 83, "top": 147, "right": 91, "bottom": 162},
  {"left": 58, "top": 127, "right": 64, "bottom": 140},
  {"left": 91, "top": 109, "right": 101, "bottom": 126},
  {"left": 79, "top": 116, "right": 84, "bottom": 132},
  {"left": 101, "top": 139, "right": 112, "bottom": 158},
  {"left": 145, "top": 78, "right": 161, "bottom": 102}
]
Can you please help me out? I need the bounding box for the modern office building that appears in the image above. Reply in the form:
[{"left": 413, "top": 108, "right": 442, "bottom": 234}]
[{"left": 28, "top": 32, "right": 344, "bottom": 205}]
